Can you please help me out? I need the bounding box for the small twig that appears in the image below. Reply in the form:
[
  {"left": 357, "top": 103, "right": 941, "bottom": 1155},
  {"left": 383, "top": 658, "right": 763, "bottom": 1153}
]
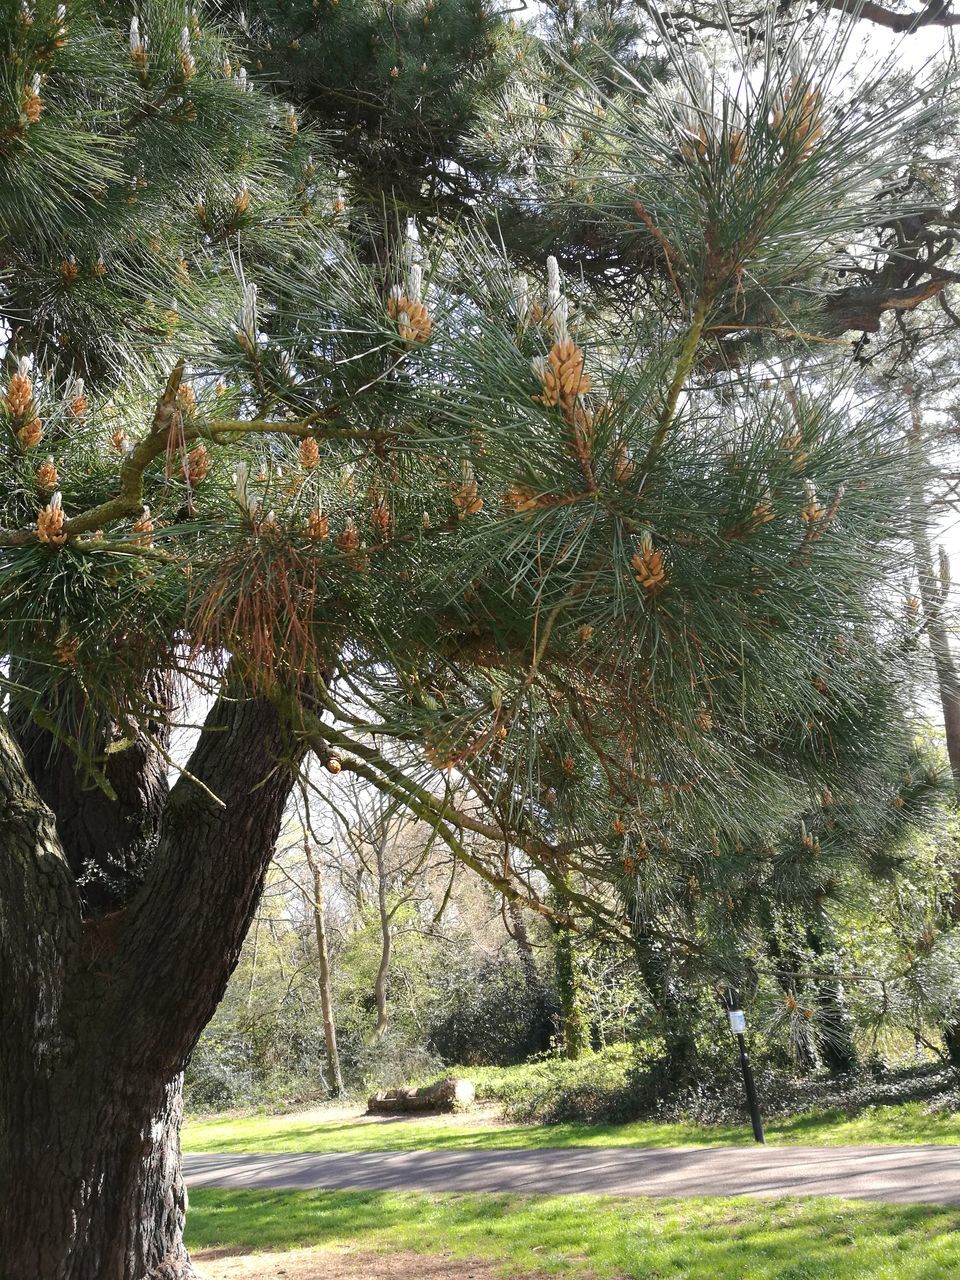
[{"left": 633, "top": 200, "right": 683, "bottom": 303}]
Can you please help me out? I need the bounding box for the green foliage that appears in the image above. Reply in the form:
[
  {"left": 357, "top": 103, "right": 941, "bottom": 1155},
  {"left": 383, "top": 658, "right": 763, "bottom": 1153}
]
[
  {"left": 434, "top": 1041, "right": 651, "bottom": 1122},
  {"left": 233, "top": 0, "right": 519, "bottom": 206},
  {"left": 2, "top": 0, "right": 955, "bottom": 1012}
]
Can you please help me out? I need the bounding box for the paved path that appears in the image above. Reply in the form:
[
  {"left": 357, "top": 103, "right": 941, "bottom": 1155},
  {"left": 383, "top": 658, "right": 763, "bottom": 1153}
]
[{"left": 184, "top": 1145, "right": 960, "bottom": 1205}]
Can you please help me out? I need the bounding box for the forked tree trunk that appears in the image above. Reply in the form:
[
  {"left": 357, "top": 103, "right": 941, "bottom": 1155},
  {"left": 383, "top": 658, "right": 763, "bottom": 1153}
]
[
  {"left": 305, "top": 844, "right": 344, "bottom": 1096},
  {"left": 906, "top": 404, "right": 960, "bottom": 779},
  {"left": 0, "top": 686, "right": 303, "bottom": 1280}
]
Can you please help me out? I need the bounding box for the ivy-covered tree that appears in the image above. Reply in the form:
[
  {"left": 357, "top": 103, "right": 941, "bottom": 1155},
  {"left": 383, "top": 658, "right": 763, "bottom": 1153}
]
[{"left": 0, "top": 2, "right": 952, "bottom": 1277}]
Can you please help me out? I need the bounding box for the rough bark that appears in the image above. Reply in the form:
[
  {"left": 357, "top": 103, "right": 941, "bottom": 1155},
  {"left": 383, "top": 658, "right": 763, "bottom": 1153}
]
[
  {"left": 942, "top": 1023, "right": 960, "bottom": 1068},
  {"left": 368, "top": 1077, "right": 476, "bottom": 1114},
  {"left": 829, "top": 0, "right": 960, "bottom": 32},
  {"left": 907, "top": 410, "right": 960, "bottom": 780},
  {"left": 305, "top": 843, "right": 344, "bottom": 1097},
  {"left": 0, "top": 685, "right": 304, "bottom": 1280},
  {"left": 825, "top": 279, "right": 945, "bottom": 335}
]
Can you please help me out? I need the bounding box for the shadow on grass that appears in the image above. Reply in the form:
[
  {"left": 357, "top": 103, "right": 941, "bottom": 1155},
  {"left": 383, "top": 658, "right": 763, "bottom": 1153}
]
[
  {"left": 183, "top": 1114, "right": 754, "bottom": 1155},
  {"left": 186, "top": 1189, "right": 960, "bottom": 1280}
]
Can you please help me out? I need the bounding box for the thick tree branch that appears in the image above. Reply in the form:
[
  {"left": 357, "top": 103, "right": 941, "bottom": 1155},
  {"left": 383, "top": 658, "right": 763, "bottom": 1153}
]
[
  {"left": 111, "top": 683, "right": 306, "bottom": 1073},
  {"left": 0, "top": 366, "right": 360, "bottom": 549},
  {"left": 825, "top": 278, "right": 946, "bottom": 333},
  {"left": 829, "top": 0, "right": 960, "bottom": 31},
  {"left": 0, "top": 715, "right": 80, "bottom": 1081}
]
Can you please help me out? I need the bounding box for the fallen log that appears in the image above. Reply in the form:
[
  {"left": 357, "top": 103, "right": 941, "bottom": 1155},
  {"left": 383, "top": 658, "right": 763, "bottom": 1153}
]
[{"left": 367, "top": 1076, "right": 476, "bottom": 1115}]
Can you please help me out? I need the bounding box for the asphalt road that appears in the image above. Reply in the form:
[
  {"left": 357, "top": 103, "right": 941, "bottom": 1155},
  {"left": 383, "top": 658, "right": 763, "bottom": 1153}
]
[{"left": 184, "top": 1145, "right": 960, "bottom": 1205}]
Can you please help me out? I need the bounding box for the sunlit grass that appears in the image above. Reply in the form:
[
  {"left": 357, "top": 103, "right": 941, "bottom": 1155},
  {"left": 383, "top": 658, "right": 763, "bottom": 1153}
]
[
  {"left": 187, "top": 1189, "right": 960, "bottom": 1278},
  {"left": 182, "top": 1099, "right": 960, "bottom": 1156}
]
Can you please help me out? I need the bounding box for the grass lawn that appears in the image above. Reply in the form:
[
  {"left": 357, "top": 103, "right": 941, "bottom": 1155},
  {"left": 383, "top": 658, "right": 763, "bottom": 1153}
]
[
  {"left": 182, "top": 1099, "right": 960, "bottom": 1155},
  {"left": 187, "top": 1188, "right": 960, "bottom": 1279}
]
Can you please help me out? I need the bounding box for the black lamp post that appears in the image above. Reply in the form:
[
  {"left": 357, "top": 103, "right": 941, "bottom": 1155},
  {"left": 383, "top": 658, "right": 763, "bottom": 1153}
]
[{"left": 725, "top": 988, "right": 765, "bottom": 1144}]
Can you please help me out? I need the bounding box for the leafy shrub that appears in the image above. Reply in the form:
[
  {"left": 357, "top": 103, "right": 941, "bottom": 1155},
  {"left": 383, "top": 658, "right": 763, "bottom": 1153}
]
[{"left": 426, "top": 954, "right": 557, "bottom": 1066}]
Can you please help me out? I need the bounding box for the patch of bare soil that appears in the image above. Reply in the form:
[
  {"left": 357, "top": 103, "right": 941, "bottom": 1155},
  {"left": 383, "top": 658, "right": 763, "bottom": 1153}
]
[
  {"left": 193, "top": 1244, "right": 535, "bottom": 1278},
  {"left": 194, "top": 1102, "right": 509, "bottom": 1132},
  {"left": 294, "top": 1103, "right": 508, "bottom": 1130}
]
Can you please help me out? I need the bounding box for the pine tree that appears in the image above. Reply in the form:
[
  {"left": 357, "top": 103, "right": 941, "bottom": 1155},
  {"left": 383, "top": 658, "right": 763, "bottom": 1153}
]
[{"left": 0, "top": 2, "right": 954, "bottom": 1275}]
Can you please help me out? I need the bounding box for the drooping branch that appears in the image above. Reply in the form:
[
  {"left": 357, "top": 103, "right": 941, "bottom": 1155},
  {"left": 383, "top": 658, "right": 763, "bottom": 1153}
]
[
  {"left": 663, "top": 0, "right": 960, "bottom": 35},
  {"left": 298, "top": 705, "right": 686, "bottom": 949}
]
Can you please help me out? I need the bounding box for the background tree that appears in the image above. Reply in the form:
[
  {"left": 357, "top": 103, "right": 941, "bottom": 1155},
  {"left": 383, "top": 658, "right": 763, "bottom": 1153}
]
[{"left": 302, "top": 837, "right": 346, "bottom": 1096}]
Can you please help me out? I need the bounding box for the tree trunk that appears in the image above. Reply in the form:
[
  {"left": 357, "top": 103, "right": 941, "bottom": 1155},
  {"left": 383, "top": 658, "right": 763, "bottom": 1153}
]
[
  {"left": 0, "top": 683, "right": 304, "bottom": 1280},
  {"left": 4, "top": 1068, "right": 191, "bottom": 1280},
  {"left": 506, "top": 896, "right": 539, "bottom": 988},
  {"left": 906, "top": 405, "right": 960, "bottom": 778},
  {"left": 806, "top": 924, "right": 858, "bottom": 1076},
  {"left": 8, "top": 670, "right": 171, "bottom": 915},
  {"left": 942, "top": 1023, "right": 960, "bottom": 1067},
  {"left": 906, "top": 396, "right": 960, "bottom": 1058},
  {"left": 371, "top": 831, "right": 392, "bottom": 1044},
  {"left": 551, "top": 878, "right": 589, "bottom": 1060},
  {"left": 305, "top": 844, "right": 344, "bottom": 1096},
  {"left": 641, "top": 959, "right": 701, "bottom": 1081},
  {"left": 626, "top": 894, "right": 700, "bottom": 1083}
]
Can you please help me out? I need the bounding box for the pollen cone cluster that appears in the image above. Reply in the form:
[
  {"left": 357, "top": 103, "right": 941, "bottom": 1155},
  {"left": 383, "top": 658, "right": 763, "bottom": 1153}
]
[
  {"left": 773, "top": 80, "right": 824, "bottom": 159},
  {"left": 183, "top": 444, "right": 209, "bottom": 487},
  {"left": 680, "top": 124, "right": 746, "bottom": 166},
  {"left": 533, "top": 339, "right": 591, "bottom": 407},
  {"left": 6, "top": 365, "right": 33, "bottom": 417},
  {"left": 370, "top": 497, "right": 392, "bottom": 540},
  {"left": 800, "top": 479, "right": 824, "bottom": 523},
  {"left": 503, "top": 484, "right": 543, "bottom": 515},
  {"left": 37, "top": 492, "right": 66, "bottom": 545},
  {"left": 18, "top": 417, "right": 43, "bottom": 448},
  {"left": 68, "top": 381, "right": 88, "bottom": 420},
  {"left": 6, "top": 361, "right": 43, "bottom": 449},
  {"left": 452, "top": 462, "right": 483, "bottom": 516},
  {"left": 22, "top": 79, "right": 43, "bottom": 124},
  {"left": 387, "top": 293, "right": 432, "bottom": 344},
  {"left": 306, "top": 508, "right": 330, "bottom": 539},
  {"left": 631, "top": 532, "right": 668, "bottom": 593},
  {"left": 336, "top": 517, "right": 360, "bottom": 553},
  {"left": 298, "top": 436, "right": 320, "bottom": 469},
  {"left": 36, "top": 457, "right": 59, "bottom": 490},
  {"left": 131, "top": 507, "right": 155, "bottom": 547}
]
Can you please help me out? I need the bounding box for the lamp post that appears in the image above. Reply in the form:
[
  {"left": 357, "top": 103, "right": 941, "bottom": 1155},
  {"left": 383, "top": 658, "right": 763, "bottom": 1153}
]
[{"left": 725, "top": 990, "right": 765, "bottom": 1144}]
